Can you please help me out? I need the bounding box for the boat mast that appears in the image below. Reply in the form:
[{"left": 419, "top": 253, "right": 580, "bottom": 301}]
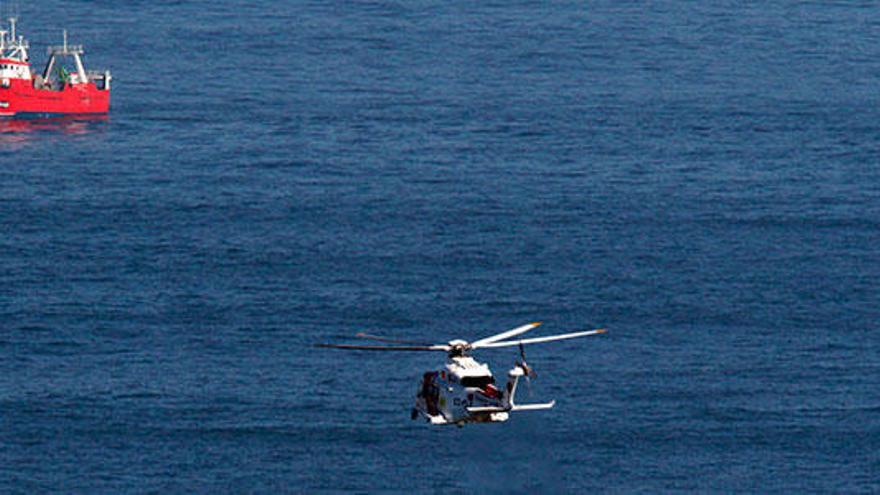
[
  {"left": 70, "top": 32, "right": 88, "bottom": 83},
  {"left": 2, "top": 17, "right": 29, "bottom": 64}
]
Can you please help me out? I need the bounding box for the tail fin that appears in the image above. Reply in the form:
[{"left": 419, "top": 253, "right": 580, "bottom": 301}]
[
  {"left": 502, "top": 365, "right": 556, "bottom": 412},
  {"left": 502, "top": 366, "right": 524, "bottom": 409}
]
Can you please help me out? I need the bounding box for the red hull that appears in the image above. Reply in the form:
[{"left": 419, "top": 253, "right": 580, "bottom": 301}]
[{"left": 0, "top": 78, "right": 110, "bottom": 117}]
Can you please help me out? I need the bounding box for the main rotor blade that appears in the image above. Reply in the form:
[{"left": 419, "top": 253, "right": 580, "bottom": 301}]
[
  {"left": 473, "top": 328, "right": 606, "bottom": 348},
  {"left": 471, "top": 322, "right": 542, "bottom": 347},
  {"left": 355, "top": 332, "right": 435, "bottom": 346},
  {"left": 316, "top": 343, "right": 449, "bottom": 351}
]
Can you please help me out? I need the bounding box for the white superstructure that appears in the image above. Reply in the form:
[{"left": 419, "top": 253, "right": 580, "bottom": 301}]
[{"left": 0, "top": 18, "right": 33, "bottom": 82}]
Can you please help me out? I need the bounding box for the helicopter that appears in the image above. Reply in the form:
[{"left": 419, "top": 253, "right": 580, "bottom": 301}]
[{"left": 318, "top": 322, "right": 606, "bottom": 426}]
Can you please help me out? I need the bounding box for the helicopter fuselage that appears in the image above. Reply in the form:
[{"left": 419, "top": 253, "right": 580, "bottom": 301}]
[{"left": 412, "top": 356, "right": 534, "bottom": 425}]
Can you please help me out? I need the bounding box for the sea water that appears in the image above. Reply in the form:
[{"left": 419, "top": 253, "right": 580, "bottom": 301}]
[{"left": 1, "top": 1, "right": 878, "bottom": 492}]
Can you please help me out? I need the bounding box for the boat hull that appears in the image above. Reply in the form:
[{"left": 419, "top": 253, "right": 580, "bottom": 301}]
[{"left": 0, "top": 79, "right": 109, "bottom": 117}]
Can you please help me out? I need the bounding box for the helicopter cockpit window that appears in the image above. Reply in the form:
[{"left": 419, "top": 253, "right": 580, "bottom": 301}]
[{"left": 460, "top": 376, "right": 495, "bottom": 389}]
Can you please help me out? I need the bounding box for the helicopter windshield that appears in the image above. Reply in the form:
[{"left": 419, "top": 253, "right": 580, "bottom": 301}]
[{"left": 460, "top": 376, "right": 494, "bottom": 389}]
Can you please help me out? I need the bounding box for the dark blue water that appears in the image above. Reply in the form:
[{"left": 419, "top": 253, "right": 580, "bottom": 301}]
[{"left": 2, "top": 1, "right": 879, "bottom": 492}]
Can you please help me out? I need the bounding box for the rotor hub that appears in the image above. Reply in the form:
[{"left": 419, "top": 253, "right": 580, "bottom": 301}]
[{"left": 446, "top": 339, "right": 471, "bottom": 357}]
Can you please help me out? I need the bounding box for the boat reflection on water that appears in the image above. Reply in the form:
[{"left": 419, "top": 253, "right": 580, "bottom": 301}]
[{"left": 0, "top": 114, "right": 108, "bottom": 149}]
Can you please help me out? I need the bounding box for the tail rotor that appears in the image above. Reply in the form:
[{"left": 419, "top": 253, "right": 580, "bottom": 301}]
[{"left": 517, "top": 342, "right": 538, "bottom": 397}]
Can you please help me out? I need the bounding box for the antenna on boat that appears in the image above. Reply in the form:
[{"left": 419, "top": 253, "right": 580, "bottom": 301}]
[
  {"left": 0, "top": 8, "right": 6, "bottom": 50},
  {"left": 8, "top": 16, "right": 15, "bottom": 42},
  {"left": 63, "top": 28, "right": 67, "bottom": 53}
]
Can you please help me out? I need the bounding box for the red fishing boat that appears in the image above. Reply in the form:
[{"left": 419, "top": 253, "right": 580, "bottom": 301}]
[{"left": 0, "top": 17, "right": 111, "bottom": 117}]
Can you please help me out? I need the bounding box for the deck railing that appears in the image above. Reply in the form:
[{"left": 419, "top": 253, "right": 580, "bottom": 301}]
[{"left": 85, "top": 70, "right": 109, "bottom": 80}]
